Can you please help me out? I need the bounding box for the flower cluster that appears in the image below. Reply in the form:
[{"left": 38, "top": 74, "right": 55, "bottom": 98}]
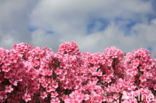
[{"left": 0, "top": 41, "right": 155, "bottom": 103}]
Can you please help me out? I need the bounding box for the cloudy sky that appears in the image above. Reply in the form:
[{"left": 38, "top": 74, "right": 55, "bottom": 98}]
[{"left": 0, "top": 0, "right": 156, "bottom": 57}]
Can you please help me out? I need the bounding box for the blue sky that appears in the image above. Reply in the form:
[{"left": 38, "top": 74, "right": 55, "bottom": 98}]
[{"left": 0, "top": 0, "right": 156, "bottom": 57}]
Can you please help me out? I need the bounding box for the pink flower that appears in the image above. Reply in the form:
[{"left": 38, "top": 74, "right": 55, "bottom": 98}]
[
  {"left": 40, "top": 92, "right": 47, "bottom": 99},
  {"left": 46, "top": 86, "right": 55, "bottom": 93},
  {"left": 4, "top": 60, "right": 10, "bottom": 66},
  {"left": 0, "top": 42, "right": 155, "bottom": 103},
  {"left": 0, "top": 91, "right": 6, "bottom": 100},
  {"left": 51, "top": 98, "right": 60, "bottom": 103},
  {"left": 154, "top": 85, "right": 156, "bottom": 91},
  {"left": 46, "top": 69, "right": 52, "bottom": 76},
  {"left": 41, "top": 82, "right": 48, "bottom": 88},
  {"left": 5, "top": 85, "right": 13, "bottom": 93},
  {"left": 23, "top": 93, "right": 31, "bottom": 102},
  {"left": 51, "top": 92, "right": 58, "bottom": 98},
  {"left": 9, "top": 80, "right": 18, "bottom": 86},
  {"left": 53, "top": 82, "right": 58, "bottom": 89},
  {"left": 58, "top": 75, "right": 65, "bottom": 81},
  {"left": 140, "top": 75, "right": 146, "bottom": 82},
  {"left": 2, "top": 67, "right": 11, "bottom": 72},
  {"left": 55, "top": 68, "right": 62, "bottom": 75}
]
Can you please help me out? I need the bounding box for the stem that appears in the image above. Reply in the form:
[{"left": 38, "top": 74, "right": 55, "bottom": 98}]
[{"left": 119, "top": 92, "right": 122, "bottom": 103}]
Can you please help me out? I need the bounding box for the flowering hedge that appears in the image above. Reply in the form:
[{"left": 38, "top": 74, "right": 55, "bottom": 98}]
[{"left": 0, "top": 41, "right": 155, "bottom": 103}]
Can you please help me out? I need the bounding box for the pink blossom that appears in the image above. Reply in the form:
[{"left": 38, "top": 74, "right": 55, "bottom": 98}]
[
  {"left": 40, "top": 92, "right": 47, "bottom": 99},
  {"left": 23, "top": 93, "right": 31, "bottom": 102},
  {"left": 5, "top": 85, "right": 13, "bottom": 93},
  {"left": 0, "top": 41, "right": 155, "bottom": 103},
  {"left": 2, "top": 67, "right": 11, "bottom": 72},
  {"left": 50, "top": 98, "right": 60, "bottom": 103},
  {"left": 46, "top": 85, "right": 55, "bottom": 93}
]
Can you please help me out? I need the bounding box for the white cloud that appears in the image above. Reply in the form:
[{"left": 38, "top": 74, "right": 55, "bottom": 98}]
[
  {"left": 29, "top": 0, "right": 156, "bottom": 57},
  {"left": 30, "top": 0, "right": 153, "bottom": 35},
  {"left": 31, "top": 29, "right": 59, "bottom": 52},
  {"left": 0, "top": 0, "right": 156, "bottom": 58},
  {"left": 75, "top": 19, "right": 156, "bottom": 57},
  {"left": 0, "top": 0, "right": 38, "bottom": 49},
  {"left": 131, "top": 18, "right": 156, "bottom": 57}
]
